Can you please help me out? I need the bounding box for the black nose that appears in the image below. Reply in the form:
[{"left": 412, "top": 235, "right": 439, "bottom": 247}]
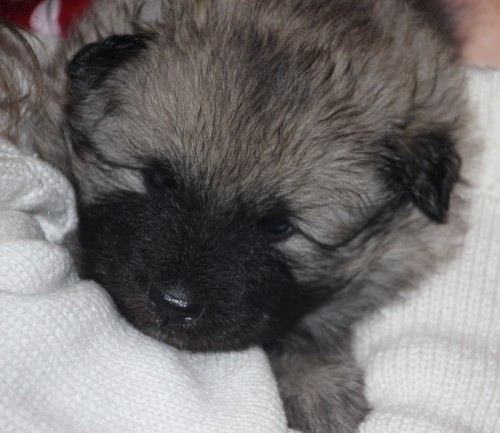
[{"left": 147, "top": 286, "right": 204, "bottom": 325}]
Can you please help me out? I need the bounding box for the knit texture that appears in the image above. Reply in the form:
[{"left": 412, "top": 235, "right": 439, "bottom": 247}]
[
  {"left": 355, "top": 68, "right": 500, "bottom": 433},
  {"left": 0, "top": 142, "right": 290, "bottom": 433}
]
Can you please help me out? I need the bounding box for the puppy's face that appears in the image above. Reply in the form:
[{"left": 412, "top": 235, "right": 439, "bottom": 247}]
[{"left": 65, "top": 4, "right": 461, "bottom": 351}]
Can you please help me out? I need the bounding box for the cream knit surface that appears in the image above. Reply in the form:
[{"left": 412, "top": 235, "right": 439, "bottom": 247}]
[
  {"left": 354, "top": 68, "right": 500, "bottom": 433},
  {"left": 0, "top": 68, "right": 499, "bottom": 433}
]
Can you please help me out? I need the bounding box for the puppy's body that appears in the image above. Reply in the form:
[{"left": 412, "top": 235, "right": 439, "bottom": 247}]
[{"left": 18, "top": 1, "right": 466, "bottom": 432}]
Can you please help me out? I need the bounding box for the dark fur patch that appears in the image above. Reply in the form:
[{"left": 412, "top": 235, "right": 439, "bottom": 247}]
[
  {"left": 77, "top": 183, "right": 330, "bottom": 351},
  {"left": 383, "top": 132, "right": 461, "bottom": 223},
  {"left": 66, "top": 34, "right": 151, "bottom": 94}
]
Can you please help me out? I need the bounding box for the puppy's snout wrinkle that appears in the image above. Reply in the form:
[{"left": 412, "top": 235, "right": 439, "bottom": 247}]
[{"left": 148, "top": 286, "right": 204, "bottom": 325}]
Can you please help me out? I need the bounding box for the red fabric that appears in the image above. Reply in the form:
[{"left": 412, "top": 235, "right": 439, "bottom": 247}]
[
  {"left": 0, "top": 0, "right": 92, "bottom": 35},
  {"left": 58, "top": 0, "right": 92, "bottom": 35},
  {"left": 0, "top": 0, "right": 42, "bottom": 29}
]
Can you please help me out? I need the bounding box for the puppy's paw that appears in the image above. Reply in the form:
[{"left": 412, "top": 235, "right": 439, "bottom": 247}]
[{"left": 271, "top": 348, "right": 369, "bottom": 433}]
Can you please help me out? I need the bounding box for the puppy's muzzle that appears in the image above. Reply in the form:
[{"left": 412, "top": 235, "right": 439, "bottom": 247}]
[{"left": 148, "top": 286, "right": 204, "bottom": 325}]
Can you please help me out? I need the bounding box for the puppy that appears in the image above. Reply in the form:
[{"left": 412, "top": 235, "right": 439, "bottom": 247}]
[{"left": 14, "top": 1, "right": 467, "bottom": 432}]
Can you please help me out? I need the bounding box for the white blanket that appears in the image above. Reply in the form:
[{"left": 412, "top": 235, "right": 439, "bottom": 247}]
[{"left": 1, "top": 69, "right": 499, "bottom": 433}]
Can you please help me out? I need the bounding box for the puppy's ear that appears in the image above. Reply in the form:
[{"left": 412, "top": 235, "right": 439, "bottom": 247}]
[
  {"left": 385, "top": 132, "right": 461, "bottom": 223},
  {"left": 66, "top": 34, "right": 151, "bottom": 93}
]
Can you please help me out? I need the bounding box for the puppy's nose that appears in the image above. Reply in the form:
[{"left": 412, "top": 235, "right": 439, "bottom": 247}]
[{"left": 148, "top": 286, "right": 203, "bottom": 325}]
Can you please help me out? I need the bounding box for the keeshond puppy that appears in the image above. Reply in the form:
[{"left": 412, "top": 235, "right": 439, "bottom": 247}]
[{"left": 11, "top": 0, "right": 467, "bottom": 431}]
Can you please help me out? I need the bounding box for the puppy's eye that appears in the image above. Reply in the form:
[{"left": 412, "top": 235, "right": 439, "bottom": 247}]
[
  {"left": 260, "top": 217, "right": 294, "bottom": 239},
  {"left": 144, "top": 169, "right": 177, "bottom": 191}
]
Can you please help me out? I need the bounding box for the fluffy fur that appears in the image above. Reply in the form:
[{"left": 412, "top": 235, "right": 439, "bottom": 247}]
[{"left": 4, "top": 1, "right": 468, "bottom": 432}]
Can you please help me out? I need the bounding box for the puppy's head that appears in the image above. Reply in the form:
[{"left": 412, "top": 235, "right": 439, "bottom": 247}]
[{"left": 65, "top": 2, "right": 462, "bottom": 351}]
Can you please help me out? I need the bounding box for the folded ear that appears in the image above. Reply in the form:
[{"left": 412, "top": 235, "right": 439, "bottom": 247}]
[
  {"left": 66, "top": 34, "right": 151, "bottom": 93},
  {"left": 384, "top": 131, "right": 461, "bottom": 223}
]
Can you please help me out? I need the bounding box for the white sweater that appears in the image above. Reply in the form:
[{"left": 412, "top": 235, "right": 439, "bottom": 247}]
[{"left": 0, "top": 69, "right": 498, "bottom": 433}]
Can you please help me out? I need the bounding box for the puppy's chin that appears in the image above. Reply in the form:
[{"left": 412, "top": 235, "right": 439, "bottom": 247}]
[
  {"left": 115, "top": 300, "right": 274, "bottom": 352},
  {"left": 145, "top": 322, "right": 264, "bottom": 352}
]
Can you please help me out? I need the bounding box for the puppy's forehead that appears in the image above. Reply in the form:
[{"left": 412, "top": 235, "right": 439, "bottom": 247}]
[
  {"left": 93, "top": 38, "right": 399, "bottom": 188},
  {"left": 96, "top": 77, "right": 384, "bottom": 193}
]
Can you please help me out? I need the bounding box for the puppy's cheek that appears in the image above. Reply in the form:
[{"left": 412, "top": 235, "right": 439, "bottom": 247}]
[
  {"left": 73, "top": 167, "right": 146, "bottom": 204},
  {"left": 280, "top": 237, "right": 331, "bottom": 284},
  {"left": 77, "top": 215, "right": 167, "bottom": 337},
  {"left": 76, "top": 197, "right": 146, "bottom": 285}
]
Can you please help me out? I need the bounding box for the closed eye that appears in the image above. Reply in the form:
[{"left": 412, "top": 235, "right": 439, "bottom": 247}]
[
  {"left": 259, "top": 215, "right": 295, "bottom": 240},
  {"left": 143, "top": 168, "right": 177, "bottom": 191}
]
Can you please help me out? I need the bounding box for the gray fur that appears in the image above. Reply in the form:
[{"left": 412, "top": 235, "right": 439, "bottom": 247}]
[{"left": 9, "top": 1, "right": 469, "bottom": 432}]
